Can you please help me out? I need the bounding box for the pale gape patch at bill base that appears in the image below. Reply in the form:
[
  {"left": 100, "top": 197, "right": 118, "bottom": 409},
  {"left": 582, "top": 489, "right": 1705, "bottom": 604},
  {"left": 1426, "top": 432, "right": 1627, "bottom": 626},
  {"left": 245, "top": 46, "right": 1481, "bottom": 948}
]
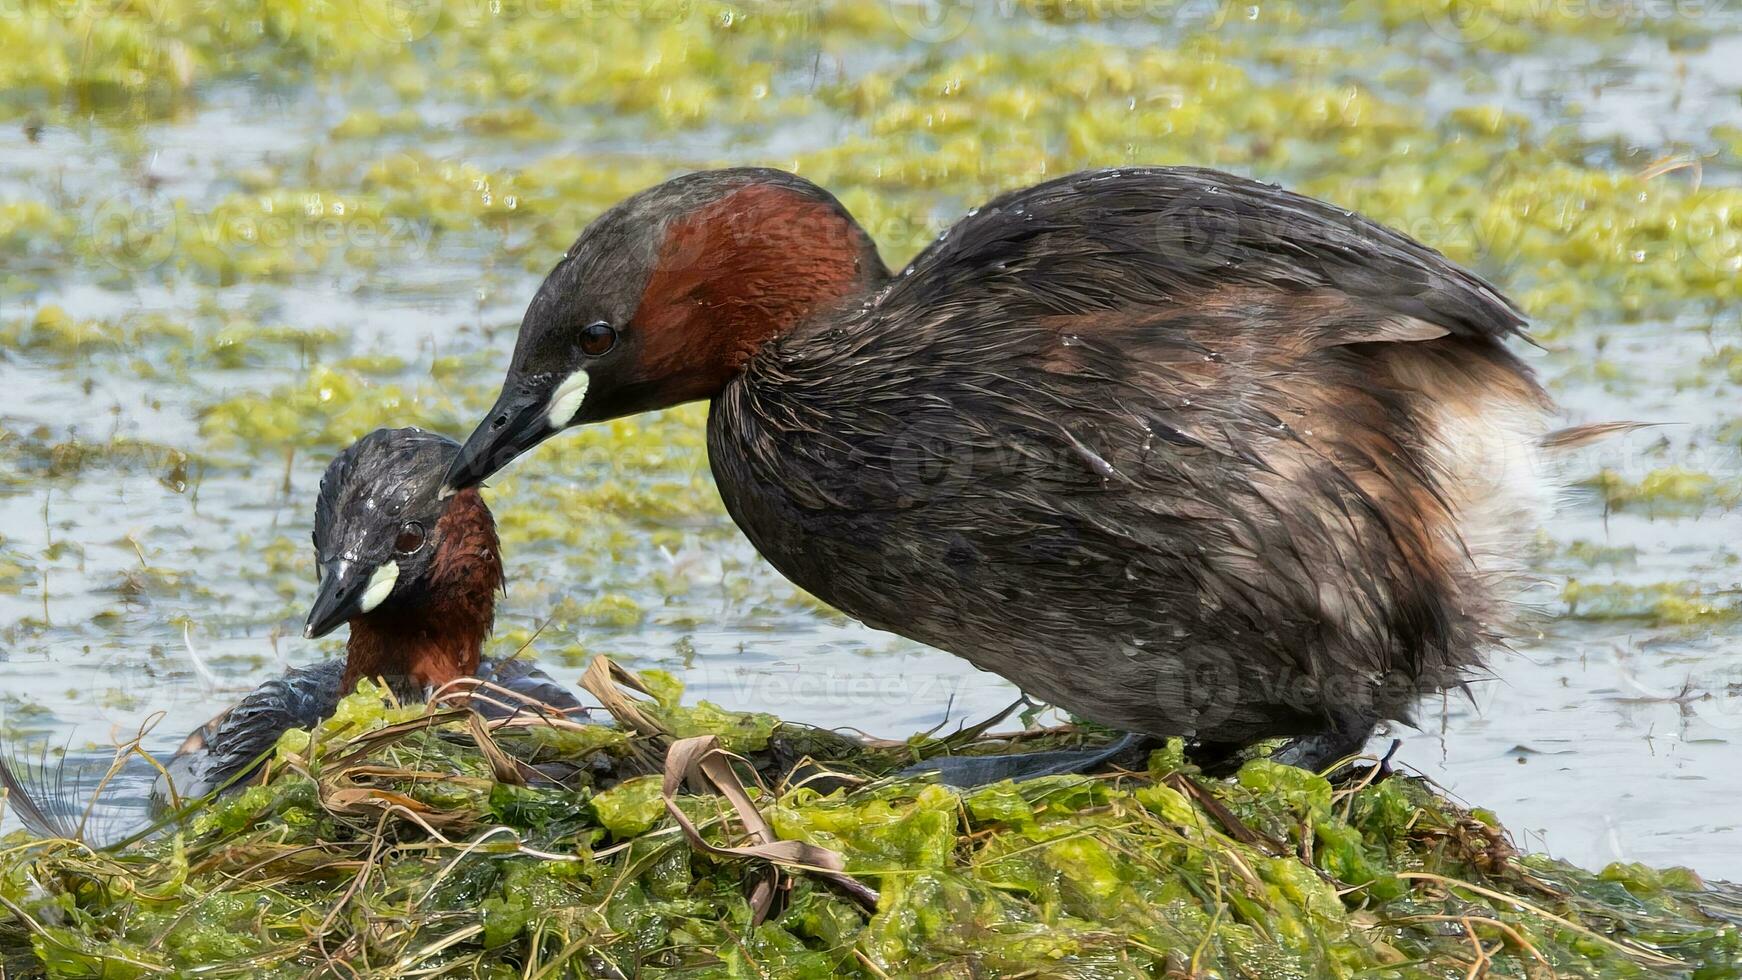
[
  {"left": 546, "top": 369, "right": 591, "bottom": 430},
  {"left": 358, "top": 561, "right": 399, "bottom": 614}
]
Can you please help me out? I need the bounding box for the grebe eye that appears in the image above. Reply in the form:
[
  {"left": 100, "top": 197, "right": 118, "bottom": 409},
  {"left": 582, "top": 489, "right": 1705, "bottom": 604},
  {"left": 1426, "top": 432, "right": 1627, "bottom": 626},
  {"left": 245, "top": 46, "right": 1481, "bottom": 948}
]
[
  {"left": 579, "top": 321, "right": 616, "bottom": 356},
  {"left": 394, "top": 522, "right": 425, "bottom": 555}
]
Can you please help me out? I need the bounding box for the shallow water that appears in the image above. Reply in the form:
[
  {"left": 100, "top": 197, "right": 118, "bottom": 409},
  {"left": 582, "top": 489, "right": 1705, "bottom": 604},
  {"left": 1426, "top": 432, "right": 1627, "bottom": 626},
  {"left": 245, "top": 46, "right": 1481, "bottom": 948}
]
[{"left": 1, "top": 2, "right": 1740, "bottom": 878}]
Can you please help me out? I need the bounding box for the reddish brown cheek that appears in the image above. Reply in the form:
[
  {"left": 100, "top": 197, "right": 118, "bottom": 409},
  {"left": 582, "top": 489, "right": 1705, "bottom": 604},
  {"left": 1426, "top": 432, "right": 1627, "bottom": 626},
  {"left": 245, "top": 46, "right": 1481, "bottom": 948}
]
[{"left": 631, "top": 183, "right": 880, "bottom": 403}]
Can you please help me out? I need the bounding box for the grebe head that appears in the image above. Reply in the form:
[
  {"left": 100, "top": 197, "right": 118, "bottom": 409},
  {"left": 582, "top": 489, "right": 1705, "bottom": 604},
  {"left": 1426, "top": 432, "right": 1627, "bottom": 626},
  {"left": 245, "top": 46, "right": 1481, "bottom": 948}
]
[
  {"left": 442, "top": 167, "right": 885, "bottom": 493},
  {"left": 304, "top": 427, "right": 485, "bottom": 639}
]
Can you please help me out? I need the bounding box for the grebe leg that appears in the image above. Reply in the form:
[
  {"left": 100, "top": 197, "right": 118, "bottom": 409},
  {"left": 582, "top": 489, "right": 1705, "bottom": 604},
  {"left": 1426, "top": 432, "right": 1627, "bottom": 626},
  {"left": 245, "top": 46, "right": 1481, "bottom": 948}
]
[
  {"left": 901, "top": 732, "right": 1158, "bottom": 788},
  {"left": 1268, "top": 710, "right": 1380, "bottom": 774}
]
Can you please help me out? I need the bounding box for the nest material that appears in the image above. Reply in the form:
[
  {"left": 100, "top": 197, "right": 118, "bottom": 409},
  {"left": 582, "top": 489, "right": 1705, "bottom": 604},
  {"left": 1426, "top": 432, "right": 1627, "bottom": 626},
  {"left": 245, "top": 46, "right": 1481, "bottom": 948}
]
[{"left": 0, "top": 656, "right": 1735, "bottom": 978}]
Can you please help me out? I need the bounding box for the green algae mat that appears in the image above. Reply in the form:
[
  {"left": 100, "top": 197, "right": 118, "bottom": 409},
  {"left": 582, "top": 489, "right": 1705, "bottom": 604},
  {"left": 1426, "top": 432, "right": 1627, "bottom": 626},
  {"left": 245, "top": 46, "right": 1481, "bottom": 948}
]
[{"left": 0, "top": 663, "right": 1737, "bottom": 978}]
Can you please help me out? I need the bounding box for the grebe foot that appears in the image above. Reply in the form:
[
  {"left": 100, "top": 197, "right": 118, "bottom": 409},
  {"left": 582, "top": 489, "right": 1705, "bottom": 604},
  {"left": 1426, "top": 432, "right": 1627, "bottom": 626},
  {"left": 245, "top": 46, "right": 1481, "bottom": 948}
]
[
  {"left": 1371, "top": 738, "right": 1403, "bottom": 781},
  {"left": 1187, "top": 740, "right": 1249, "bottom": 777},
  {"left": 901, "top": 732, "right": 1157, "bottom": 788},
  {"left": 1269, "top": 712, "right": 1380, "bottom": 775}
]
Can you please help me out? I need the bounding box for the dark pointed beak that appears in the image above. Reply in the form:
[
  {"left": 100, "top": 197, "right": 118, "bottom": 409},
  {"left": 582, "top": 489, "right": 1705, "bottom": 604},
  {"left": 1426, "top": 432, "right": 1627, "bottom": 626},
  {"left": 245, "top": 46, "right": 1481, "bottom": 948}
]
[
  {"left": 304, "top": 559, "right": 365, "bottom": 639},
  {"left": 441, "top": 388, "right": 555, "bottom": 496}
]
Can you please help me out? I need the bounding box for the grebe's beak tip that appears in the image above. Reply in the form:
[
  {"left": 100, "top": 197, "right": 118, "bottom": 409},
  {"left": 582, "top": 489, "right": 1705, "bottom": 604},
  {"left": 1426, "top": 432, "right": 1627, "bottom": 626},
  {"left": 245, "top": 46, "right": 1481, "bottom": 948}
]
[
  {"left": 446, "top": 387, "right": 560, "bottom": 494},
  {"left": 304, "top": 558, "right": 364, "bottom": 640}
]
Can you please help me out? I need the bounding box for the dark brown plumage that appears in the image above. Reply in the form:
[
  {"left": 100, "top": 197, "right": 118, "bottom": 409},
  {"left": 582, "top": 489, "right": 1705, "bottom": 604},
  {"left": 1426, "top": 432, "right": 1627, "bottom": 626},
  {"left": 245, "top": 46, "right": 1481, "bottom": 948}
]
[{"left": 447, "top": 166, "right": 1551, "bottom": 780}]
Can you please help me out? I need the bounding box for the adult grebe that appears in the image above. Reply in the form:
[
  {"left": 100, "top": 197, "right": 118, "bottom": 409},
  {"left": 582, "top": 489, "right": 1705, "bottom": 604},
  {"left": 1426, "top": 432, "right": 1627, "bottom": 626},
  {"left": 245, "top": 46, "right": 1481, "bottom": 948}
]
[{"left": 444, "top": 167, "right": 1559, "bottom": 784}]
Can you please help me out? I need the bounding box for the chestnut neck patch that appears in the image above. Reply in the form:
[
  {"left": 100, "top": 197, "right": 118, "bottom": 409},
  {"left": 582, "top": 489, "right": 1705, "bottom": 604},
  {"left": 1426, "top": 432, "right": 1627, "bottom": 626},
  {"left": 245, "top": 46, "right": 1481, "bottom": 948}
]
[{"left": 630, "top": 182, "right": 885, "bottom": 407}]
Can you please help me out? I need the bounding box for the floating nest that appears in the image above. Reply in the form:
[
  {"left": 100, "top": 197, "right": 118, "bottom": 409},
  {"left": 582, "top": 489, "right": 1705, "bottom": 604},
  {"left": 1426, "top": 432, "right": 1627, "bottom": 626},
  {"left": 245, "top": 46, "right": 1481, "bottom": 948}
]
[{"left": 0, "top": 657, "right": 1736, "bottom": 978}]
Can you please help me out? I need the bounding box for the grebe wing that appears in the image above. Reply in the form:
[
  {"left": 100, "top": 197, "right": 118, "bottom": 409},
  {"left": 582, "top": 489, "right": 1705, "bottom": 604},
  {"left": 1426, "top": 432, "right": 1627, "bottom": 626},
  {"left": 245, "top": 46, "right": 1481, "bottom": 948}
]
[
  {"left": 891, "top": 166, "right": 1526, "bottom": 346},
  {"left": 474, "top": 657, "right": 585, "bottom": 718},
  {"left": 155, "top": 660, "right": 345, "bottom": 805}
]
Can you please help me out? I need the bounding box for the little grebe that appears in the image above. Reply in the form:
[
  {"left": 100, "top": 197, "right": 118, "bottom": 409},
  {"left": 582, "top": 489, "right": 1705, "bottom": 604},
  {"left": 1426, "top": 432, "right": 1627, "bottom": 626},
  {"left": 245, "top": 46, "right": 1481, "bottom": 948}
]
[
  {"left": 157, "top": 426, "right": 582, "bottom": 803},
  {"left": 445, "top": 167, "right": 1554, "bottom": 782},
  {"left": 2, "top": 427, "right": 580, "bottom": 837}
]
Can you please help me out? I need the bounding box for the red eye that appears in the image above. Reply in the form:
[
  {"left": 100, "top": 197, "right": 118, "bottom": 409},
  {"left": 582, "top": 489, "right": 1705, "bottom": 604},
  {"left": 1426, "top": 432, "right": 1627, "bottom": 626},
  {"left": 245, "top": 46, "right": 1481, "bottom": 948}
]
[
  {"left": 579, "top": 321, "right": 617, "bottom": 356},
  {"left": 394, "top": 522, "right": 425, "bottom": 554}
]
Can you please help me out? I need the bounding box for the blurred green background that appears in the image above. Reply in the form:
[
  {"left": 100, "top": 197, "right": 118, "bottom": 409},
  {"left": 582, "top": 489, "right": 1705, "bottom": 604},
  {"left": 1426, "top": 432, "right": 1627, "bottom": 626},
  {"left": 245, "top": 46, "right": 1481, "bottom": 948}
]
[{"left": 0, "top": 0, "right": 1740, "bottom": 873}]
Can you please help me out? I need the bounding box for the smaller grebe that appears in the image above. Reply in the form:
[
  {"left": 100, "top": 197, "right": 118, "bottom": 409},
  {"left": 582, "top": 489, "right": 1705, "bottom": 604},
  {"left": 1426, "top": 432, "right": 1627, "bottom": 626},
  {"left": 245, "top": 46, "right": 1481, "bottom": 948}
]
[{"left": 2, "top": 427, "right": 581, "bottom": 838}]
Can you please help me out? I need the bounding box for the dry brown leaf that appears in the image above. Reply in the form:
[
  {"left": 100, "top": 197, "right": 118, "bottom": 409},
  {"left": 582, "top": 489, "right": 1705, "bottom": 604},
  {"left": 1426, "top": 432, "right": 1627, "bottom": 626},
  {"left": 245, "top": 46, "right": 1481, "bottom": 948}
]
[
  {"left": 466, "top": 714, "right": 526, "bottom": 786},
  {"left": 581, "top": 655, "right": 669, "bottom": 737},
  {"left": 660, "top": 735, "right": 878, "bottom": 920}
]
